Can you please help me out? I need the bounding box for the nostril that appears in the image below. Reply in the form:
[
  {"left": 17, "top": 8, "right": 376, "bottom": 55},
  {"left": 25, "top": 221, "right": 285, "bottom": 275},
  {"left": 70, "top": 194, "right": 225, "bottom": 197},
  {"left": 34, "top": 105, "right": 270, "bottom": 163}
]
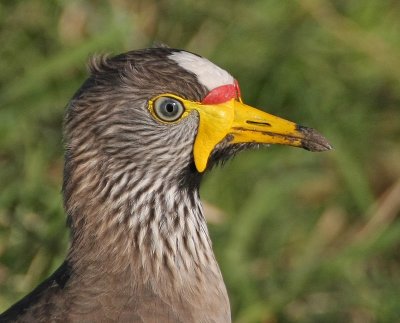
[{"left": 246, "top": 120, "right": 271, "bottom": 127}]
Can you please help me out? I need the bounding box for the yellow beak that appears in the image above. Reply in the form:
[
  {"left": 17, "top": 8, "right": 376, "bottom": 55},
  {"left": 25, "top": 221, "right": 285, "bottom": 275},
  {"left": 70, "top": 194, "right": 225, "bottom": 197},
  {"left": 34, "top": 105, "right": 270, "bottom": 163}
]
[{"left": 186, "top": 98, "right": 331, "bottom": 172}]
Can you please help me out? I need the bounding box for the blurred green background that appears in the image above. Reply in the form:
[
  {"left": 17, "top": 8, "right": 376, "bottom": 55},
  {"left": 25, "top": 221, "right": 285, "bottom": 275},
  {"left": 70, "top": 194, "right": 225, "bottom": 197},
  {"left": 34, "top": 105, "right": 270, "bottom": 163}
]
[{"left": 1, "top": 0, "right": 400, "bottom": 322}]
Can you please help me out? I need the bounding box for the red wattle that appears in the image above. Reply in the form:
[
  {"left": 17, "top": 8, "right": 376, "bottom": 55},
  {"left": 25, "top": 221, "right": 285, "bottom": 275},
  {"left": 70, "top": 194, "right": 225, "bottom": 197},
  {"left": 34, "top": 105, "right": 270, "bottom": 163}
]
[{"left": 201, "top": 82, "right": 241, "bottom": 104}]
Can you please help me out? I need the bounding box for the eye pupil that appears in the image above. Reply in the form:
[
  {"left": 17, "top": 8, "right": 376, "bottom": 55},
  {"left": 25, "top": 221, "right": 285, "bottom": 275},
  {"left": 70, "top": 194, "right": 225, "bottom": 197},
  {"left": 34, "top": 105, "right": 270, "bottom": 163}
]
[
  {"left": 165, "top": 103, "right": 175, "bottom": 113},
  {"left": 152, "top": 96, "right": 185, "bottom": 122}
]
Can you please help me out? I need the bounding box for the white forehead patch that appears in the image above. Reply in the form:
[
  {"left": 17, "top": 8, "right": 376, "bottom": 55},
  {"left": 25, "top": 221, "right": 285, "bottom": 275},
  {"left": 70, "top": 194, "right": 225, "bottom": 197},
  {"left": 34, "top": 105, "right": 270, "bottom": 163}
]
[{"left": 169, "top": 51, "right": 234, "bottom": 91}]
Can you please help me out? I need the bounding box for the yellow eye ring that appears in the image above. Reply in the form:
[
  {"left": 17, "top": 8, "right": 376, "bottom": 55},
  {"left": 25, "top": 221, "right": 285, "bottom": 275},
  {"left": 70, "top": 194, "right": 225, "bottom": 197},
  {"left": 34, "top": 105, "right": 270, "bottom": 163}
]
[{"left": 148, "top": 94, "right": 189, "bottom": 123}]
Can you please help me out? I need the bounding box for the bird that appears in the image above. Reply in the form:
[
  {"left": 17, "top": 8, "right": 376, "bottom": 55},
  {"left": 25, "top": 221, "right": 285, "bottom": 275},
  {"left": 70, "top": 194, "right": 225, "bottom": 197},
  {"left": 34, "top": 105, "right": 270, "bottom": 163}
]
[{"left": 0, "top": 47, "right": 331, "bottom": 322}]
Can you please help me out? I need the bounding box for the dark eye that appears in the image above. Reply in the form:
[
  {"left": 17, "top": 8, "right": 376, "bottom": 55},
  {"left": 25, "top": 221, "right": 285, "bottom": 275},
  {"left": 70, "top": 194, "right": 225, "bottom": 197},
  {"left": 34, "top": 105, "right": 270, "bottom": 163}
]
[{"left": 153, "top": 97, "right": 185, "bottom": 122}]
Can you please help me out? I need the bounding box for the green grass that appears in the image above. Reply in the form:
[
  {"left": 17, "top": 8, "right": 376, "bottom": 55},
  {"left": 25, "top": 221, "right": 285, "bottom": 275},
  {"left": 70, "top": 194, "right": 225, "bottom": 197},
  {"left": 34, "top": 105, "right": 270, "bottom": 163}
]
[{"left": 1, "top": 0, "right": 400, "bottom": 322}]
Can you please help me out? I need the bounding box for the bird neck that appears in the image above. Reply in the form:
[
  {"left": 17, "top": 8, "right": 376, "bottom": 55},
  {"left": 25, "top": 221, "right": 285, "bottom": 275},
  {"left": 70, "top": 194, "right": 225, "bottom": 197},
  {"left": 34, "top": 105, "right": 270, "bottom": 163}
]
[{"left": 63, "top": 155, "right": 221, "bottom": 288}]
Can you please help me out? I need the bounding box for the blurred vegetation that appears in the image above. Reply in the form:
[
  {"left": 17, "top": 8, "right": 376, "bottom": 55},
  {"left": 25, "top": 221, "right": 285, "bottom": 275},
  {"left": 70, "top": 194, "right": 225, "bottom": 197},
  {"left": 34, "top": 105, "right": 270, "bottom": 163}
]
[{"left": 1, "top": 0, "right": 399, "bottom": 322}]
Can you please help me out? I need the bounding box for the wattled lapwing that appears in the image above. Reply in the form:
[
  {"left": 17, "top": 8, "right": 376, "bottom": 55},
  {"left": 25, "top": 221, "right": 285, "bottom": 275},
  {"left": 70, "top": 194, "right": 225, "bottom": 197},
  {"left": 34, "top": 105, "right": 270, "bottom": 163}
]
[{"left": 0, "top": 47, "right": 331, "bottom": 322}]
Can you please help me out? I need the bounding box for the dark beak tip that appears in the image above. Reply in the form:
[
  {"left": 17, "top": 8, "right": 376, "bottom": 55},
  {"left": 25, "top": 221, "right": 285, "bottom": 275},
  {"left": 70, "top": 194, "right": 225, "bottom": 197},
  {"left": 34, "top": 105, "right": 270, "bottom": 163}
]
[
  {"left": 297, "top": 125, "right": 333, "bottom": 152},
  {"left": 302, "top": 140, "right": 333, "bottom": 152}
]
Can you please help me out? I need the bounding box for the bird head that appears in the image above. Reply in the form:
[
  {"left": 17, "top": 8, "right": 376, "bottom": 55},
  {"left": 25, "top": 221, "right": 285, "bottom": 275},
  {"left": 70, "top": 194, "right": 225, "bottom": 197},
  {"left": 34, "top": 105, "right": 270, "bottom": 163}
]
[{"left": 64, "top": 48, "right": 330, "bottom": 192}]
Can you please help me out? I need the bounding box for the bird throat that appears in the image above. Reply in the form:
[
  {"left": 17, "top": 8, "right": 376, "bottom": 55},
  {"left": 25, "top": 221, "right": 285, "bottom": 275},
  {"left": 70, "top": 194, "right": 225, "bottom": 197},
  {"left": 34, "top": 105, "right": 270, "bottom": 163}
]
[{"left": 64, "top": 157, "right": 222, "bottom": 295}]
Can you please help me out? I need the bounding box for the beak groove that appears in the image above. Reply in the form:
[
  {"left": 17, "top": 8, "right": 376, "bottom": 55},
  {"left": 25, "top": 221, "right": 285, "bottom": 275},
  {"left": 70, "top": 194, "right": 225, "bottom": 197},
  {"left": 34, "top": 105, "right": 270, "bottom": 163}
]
[{"left": 245, "top": 120, "right": 272, "bottom": 127}]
